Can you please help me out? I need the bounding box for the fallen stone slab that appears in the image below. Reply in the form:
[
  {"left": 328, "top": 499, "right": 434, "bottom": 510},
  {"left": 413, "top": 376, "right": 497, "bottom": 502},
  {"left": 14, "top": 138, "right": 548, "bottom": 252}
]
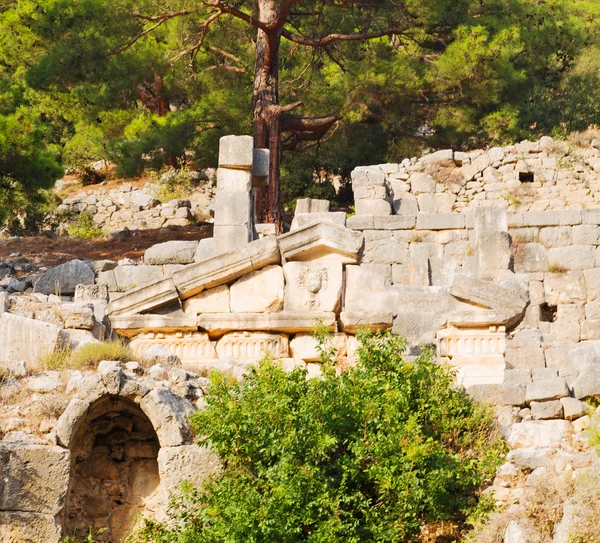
[
  {"left": 197, "top": 311, "right": 337, "bottom": 337},
  {"left": 110, "top": 313, "right": 197, "bottom": 337},
  {"left": 106, "top": 278, "right": 180, "bottom": 317}
]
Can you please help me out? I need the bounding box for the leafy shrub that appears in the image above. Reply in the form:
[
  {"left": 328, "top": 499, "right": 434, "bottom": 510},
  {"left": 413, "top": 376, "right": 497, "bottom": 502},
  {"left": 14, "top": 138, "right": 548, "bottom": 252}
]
[
  {"left": 130, "top": 330, "right": 504, "bottom": 542},
  {"left": 66, "top": 212, "right": 105, "bottom": 239},
  {"left": 149, "top": 163, "right": 207, "bottom": 204}
]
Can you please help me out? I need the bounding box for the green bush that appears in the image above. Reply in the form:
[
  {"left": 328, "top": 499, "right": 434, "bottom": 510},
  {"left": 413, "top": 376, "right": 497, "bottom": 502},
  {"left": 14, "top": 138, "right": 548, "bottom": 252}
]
[
  {"left": 66, "top": 212, "right": 105, "bottom": 239},
  {"left": 129, "top": 330, "right": 505, "bottom": 543}
]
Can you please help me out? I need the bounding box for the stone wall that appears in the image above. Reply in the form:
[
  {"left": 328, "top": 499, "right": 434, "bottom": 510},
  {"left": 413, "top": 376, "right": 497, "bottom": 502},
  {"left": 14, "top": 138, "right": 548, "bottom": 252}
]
[
  {"left": 58, "top": 177, "right": 215, "bottom": 232},
  {"left": 354, "top": 137, "right": 600, "bottom": 214}
]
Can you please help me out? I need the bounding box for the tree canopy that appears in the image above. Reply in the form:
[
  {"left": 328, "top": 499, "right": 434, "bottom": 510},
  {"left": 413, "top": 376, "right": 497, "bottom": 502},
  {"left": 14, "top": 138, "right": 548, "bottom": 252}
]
[{"left": 1, "top": 0, "right": 600, "bottom": 224}]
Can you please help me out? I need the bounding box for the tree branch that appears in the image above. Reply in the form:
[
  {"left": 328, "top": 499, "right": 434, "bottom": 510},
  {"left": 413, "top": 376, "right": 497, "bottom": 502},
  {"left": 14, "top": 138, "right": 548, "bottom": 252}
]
[
  {"left": 281, "top": 27, "right": 405, "bottom": 47},
  {"left": 170, "top": 10, "right": 223, "bottom": 63}
]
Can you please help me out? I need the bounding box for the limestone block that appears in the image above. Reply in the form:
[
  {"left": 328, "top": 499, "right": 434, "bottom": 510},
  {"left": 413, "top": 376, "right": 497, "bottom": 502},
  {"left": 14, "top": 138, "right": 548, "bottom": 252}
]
[
  {"left": 230, "top": 265, "right": 284, "bottom": 313},
  {"left": 106, "top": 278, "right": 179, "bottom": 317},
  {"left": 56, "top": 398, "right": 90, "bottom": 447},
  {"left": 410, "top": 172, "right": 436, "bottom": 193},
  {"left": 277, "top": 222, "right": 363, "bottom": 264},
  {"left": 58, "top": 303, "right": 95, "bottom": 330},
  {"left": 450, "top": 356, "right": 505, "bottom": 387},
  {"left": 289, "top": 332, "right": 347, "bottom": 361},
  {"left": 473, "top": 206, "right": 508, "bottom": 236},
  {"left": 478, "top": 231, "right": 512, "bottom": 274},
  {"left": 295, "top": 198, "right": 330, "bottom": 214},
  {"left": 0, "top": 443, "right": 70, "bottom": 515},
  {"left": 214, "top": 184, "right": 252, "bottom": 227},
  {"left": 0, "top": 512, "right": 61, "bottom": 543},
  {"left": 582, "top": 209, "right": 600, "bottom": 224},
  {"left": 252, "top": 148, "right": 269, "bottom": 181},
  {"left": 140, "top": 388, "right": 195, "bottom": 447},
  {"left": 392, "top": 192, "right": 418, "bottom": 215},
  {"left": 197, "top": 311, "right": 337, "bottom": 337},
  {"left": 556, "top": 303, "right": 584, "bottom": 323},
  {"left": 505, "top": 420, "right": 572, "bottom": 448},
  {"left": 216, "top": 331, "right": 289, "bottom": 359},
  {"left": 560, "top": 397, "right": 587, "bottom": 420},
  {"left": 572, "top": 224, "right": 600, "bottom": 245},
  {"left": 110, "top": 313, "right": 198, "bottom": 337},
  {"left": 346, "top": 215, "right": 374, "bottom": 230},
  {"left": 0, "top": 313, "right": 67, "bottom": 370},
  {"left": 395, "top": 285, "right": 451, "bottom": 314},
  {"left": 360, "top": 263, "right": 392, "bottom": 283},
  {"left": 538, "top": 226, "right": 572, "bottom": 248},
  {"left": 530, "top": 400, "right": 563, "bottom": 420},
  {"left": 218, "top": 135, "right": 253, "bottom": 170},
  {"left": 114, "top": 264, "right": 165, "bottom": 291},
  {"left": 344, "top": 265, "right": 396, "bottom": 314},
  {"left": 544, "top": 271, "right": 586, "bottom": 305},
  {"left": 450, "top": 274, "right": 527, "bottom": 317},
  {"left": 514, "top": 243, "right": 548, "bottom": 273},
  {"left": 522, "top": 211, "right": 560, "bottom": 227},
  {"left": 416, "top": 213, "right": 465, "bottom": 230},
  {"left": 354, "top": 199, "right": 392, "bottom": 216},
  {"left": 290, "top": 212, "right": 346, "bottom": 231},
  {"left": 586, "top": 301, "right": 600, "bottom": 319},
  {"left": 417, "top": 193, "right": 456, "bottom": 213},
  {"left": 506, "top": 447, "right": 553, "bottom": 470},
  {"left": 572, "top": 367, "right": 600, "bottom": 399},
  {"left": 503, "top": 383, "right": 526, "bottom": 406},
  {"left": 525, "top": 378, "right": 569, "bottom": 402},
  {"left": 213, "top": 224, "right": 252, "bottom": 252},
  {"left": 173, "top": 236, "right": 280, "bottom": 299},
  {"left": 584, "top": 268, "right": 600, "bottom": 301},
  {"left": 393, "top": 311, "right": 446, "bottom": 345},
  {"left": 557, "top": 210, "right": 581, "bottom": 225},
  {"left": 32, "top": 259, "right": 94, "bottom": 295},
  {"left": 581, "top": 320, "right": 600, "bottom": 340},
  {"left": 130, "top": 331, "right": 217, "bottom": 369},
  {"left": 505, "top": 345, "right": 546, "bottom": 369},
  {"left": 144, "top": 241, "right": 199, "bottom": 265},
  {"left": 157, "top": 445, "right": 221, "bottom": 511},
  {"left": 74, "top": 284, "right": 109, "bottom": 302},
  {"left": 339, "top": 311, "right": 393, "bottom": 333},
  {"left": 504, "top": 521, "right": 528, "bottom": 543},
  {"left": 547, "top": 245, "right": 596, "bottom": 270},
  {"left": 183, "top": 285, "right": 230, "bottom": 314},
  {"left": 283, "top": 261, "right": 342, "bottom": 313},
  {"left": 351, "top": 166, "right": 385, "bottom": 188},
  {"left": 193, "top": 237, "right": 215, "bottom": 263},
  {"left": 362, "top": 231, "right": 407, "bottom": 264},
  {"left": 372, "top": 215, "right": 416, "bottom": 230}
]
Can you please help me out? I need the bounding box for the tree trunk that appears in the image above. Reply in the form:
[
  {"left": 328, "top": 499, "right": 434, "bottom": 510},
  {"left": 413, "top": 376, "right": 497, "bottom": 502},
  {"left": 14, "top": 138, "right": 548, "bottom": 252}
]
[{"left": 252, "top": 0, "right": 283, "bottom": 229}]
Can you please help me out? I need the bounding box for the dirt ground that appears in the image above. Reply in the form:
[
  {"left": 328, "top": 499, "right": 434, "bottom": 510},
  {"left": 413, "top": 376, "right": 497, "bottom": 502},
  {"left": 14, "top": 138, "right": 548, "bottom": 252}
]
[{"left": 0, "top": 223, "right": 213, "bottom": 268}]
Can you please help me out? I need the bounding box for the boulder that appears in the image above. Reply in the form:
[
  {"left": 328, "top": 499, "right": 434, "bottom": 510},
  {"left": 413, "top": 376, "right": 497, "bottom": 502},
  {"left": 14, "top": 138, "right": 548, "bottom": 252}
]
[
  {"left": 140, "top": 388, "right": 195, "bottom": 447},
  {"left": 525, "top": 378, "right": 569, "bottom": 402},
  {"left": 32, "top": 259, "right": 94, "bottom": 295},
  {"left": 505, "top": 420, "right": 572, "bottom": 449}
]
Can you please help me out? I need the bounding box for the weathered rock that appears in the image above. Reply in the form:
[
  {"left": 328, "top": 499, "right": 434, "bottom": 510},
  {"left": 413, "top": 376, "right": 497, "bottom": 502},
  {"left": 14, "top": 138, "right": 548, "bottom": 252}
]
[
  {"left": 344, "top": 265, "right": 396, "bottom": 314},
  {"left": 58, "top": 303, "right": 95, "bottom": 330},
  {"left": 74, "top": 284, "right": 109, "bottom": 302},
  {"left": 26, "top": 371, "right": 62, "bottom": 393},
  {"left": 139, "top": 345, "right": 181, "bottom": 367},
  {"left": 32, "top": 259, "right": 94, "bottom": 295},
  {"left": 560, "top": 397, "right": 587, "bottom": 420},
  {"left": 183, "top": 284, "right": 230, "bottom": 314},
  {"left": 295, "top": 198, "right": 330, "bottom": 214},
  {"left": 505, "top": 420, "right": 572, "bottom": 448},
  {"left": 0, "top": 313, "right": 67, "bottom": 371},
  {"left": 530, "top": 400, "right": 563, "bottom": 420},
  {"left": 0, "top": 443, "right": 70, "bottom": 515},
  {"left": 140, "top": 388, "right": 194, "bottom": 447},
  {"left": 56, "top": 398, "right": 90, "bottom": 447},
  {"left": 0, "top": 511, "right": 61, "bottom": 543},
  {"left": 525, "top": 378, "right": 569, "bottom": 402}
]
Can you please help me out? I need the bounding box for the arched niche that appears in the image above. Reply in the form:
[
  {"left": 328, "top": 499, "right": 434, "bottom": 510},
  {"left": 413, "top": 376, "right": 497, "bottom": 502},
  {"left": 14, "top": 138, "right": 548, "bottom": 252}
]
[{"left": 61, "top": 395, "right": 160, "bottom": 542}]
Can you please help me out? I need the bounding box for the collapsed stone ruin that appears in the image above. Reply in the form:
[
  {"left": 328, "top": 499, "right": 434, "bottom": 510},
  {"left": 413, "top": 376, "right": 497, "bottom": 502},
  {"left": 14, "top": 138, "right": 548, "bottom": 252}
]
[{"left": 4, "top": 135, "right": 600, "bottom": 540}]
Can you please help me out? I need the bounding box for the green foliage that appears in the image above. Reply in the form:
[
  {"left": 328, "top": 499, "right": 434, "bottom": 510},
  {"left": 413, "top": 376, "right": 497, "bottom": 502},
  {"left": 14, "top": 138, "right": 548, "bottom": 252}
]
[
  {"left": 66, "top": 212, "right": 105, "bottom": 239},
  {"left": 130, "top": 330, "right": 505, "bottom": 542},
  {"left": 149, "top": 163, "right": 209, "bottom": 204}
]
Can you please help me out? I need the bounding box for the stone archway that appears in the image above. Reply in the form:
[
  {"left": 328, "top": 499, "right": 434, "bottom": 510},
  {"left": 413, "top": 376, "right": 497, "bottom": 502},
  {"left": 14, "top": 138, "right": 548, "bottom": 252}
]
[{"left": 62, "top": 395, "right": 160, "bottom": 542}]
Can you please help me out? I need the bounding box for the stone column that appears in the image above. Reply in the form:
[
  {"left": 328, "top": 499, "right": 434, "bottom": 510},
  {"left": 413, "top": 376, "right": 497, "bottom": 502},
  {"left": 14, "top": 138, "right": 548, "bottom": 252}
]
[{"left": 213, "top": 135, "right": 255, "bottom": 251}]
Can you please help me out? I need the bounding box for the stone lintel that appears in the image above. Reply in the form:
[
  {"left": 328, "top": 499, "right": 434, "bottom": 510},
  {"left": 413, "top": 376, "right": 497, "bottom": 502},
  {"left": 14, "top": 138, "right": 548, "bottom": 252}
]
[
  {"left": 450, "top": 274, "right": 526, "bottom": 313},
  {"left": 446, "top": 311, "right": 514, "bottom": 327},
  {"left": 172, "top": 236, "right": 280, "bottom": 299},
  {"left": 106, "top": 278, "right": 180, "bottom": 317},
  {"left": 339, "top": 311, "right": 393, "bottom": 333},
  {"left": 278, "top": 222, "right": 363, "bottom": 264},
  {"left": 111, "top": 314, "right": 197, "bottom": 338},
  {"left": 197, "top": 311, "right": 337, "bottom": 337}
]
